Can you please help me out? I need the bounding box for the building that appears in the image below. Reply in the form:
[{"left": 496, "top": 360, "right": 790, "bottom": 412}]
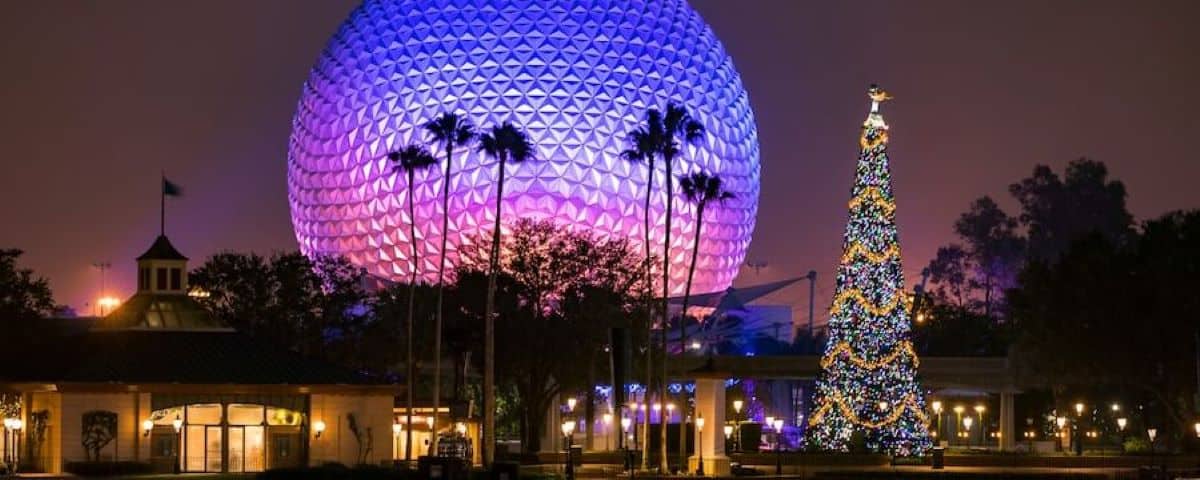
[
  {"left": 287, "top": 0, "right": 761, "bottom": 296},
  {"left": 0, "top": 235, "right": 398, "bottom": 474}
]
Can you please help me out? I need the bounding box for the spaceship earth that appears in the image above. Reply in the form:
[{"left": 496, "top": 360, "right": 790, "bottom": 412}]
[{"left": 287, "top": 0, "right": 760, "bottom": 295}]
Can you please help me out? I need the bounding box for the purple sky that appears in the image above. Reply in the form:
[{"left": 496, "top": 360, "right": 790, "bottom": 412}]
[{"left": 2, "top": 1, "right": 1198, "bottom": 319}]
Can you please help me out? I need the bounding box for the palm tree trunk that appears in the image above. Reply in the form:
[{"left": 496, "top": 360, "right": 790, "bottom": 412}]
[
  {"left": 640, "top": 157, "right": 654, "bottom": 471},
  {"left": 405, "top": 170, "right": 418, "bottom": 463},
  {"left": 659, "top": 154, "right": 673, "bottom": 473},
  {"left": 484, "top": 152, "right": 506, "bottom": 468},
  {"left": 436, "top": 144, "right": 456, "bottom": 463},
  {"left": 679, "top": 200, "right": 704, "bottom": 470}
]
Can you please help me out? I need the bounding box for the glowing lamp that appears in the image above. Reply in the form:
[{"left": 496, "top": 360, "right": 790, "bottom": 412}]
[
  {"left": 1117, "top": 418, "right": 1127, "bottom": 431},
  {"left": 1147, "top": 428, "right": 1157, "bottom": 442},
  {"left": 653, "top": 403, "right": 662, "bottom": 412},
  {"left": 1194, "top": 422, "right": 1200, "bottom": 438},
  {"left": 620, "top": 417, "right": 632, "bottom": 433},
  {"left": 172, "top": 415, "right": 183, "bottom": 433},
  {"left": 1074, "top": 403, "right": 1084, "bottom": 416},
  {"left": 963, "top": 417, "right": 974, "bottom": 430},
  {"left": 691, "top": 341, "right": 702, "bottom": 350},
  {"left": 425, "top": 417, "right": 434, "bottom": 429},
  {"left": 561, "top": 420, "right": 576, "bottom": 437},
  {"left": 733, "top": 400, "right": 744, "bottom": 414},
  {"left": 696, "top": 417, "right": 705, "bottom": 431},
  {"left": 456, "top": 422, "right": 467, "bottom": 435},
  {"left": 723, "top": 425, "right": 734, "bottom": 439},
  {"left": 974, "top": 405, "right": 985, "bottom": 414},
  {"left": 312, "top": 420, "right": 326, "bottom": 438},
  {"left": 392, "top": 423, "right": 401, "bottom": 435},
  {"left": 878, "top": 401, "right": 889, "bottom": 412},
  {"left": 142, "top": 419, "right": 154, "bottom": 437},
  {"left": 931, "top": 401, "right": 942, "bottom": 414},
  {"left": 765, "top": 416, "right": 775, "bottom": 427},
  {"left": 772, "top": 418, "right": 784, "bottom": 434},
  {"left": 953, "top": 405, "right": 964, "bottom": 415},
  {"left": 602, "top": 413, "right": 613, "bottom": 425},
  {"left": 1056, "top": 417, "right": 1067, "bottom": 429},
  {"left": 1111, "top": 403, "right": 1120, "bottom": 412},
  {"left": 567, "top": 397, "right": 577, "bottom": 412}
]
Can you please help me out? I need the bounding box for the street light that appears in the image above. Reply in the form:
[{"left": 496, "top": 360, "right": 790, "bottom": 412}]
[
  {"left": 772, "top": 418, "right": 784, "bottom": 475},
  {"left": 695, "top": 416, "right": 706, "bottom": 476},
  {"left": 953, "top": 406, "right": 964, "bottom": 446},
  {"left": 561, "top": 420, "right": 577, "bottom": 480},
  {"left": 732, "top": 400, "right": 744, "bottom": 452},
  {"left": 620, "top": 416, "right": 633, "bottom": 472},
  {"left": 1117, "top": 418, "right": 1127, "bottom": 431},
  {"left": 974, "top": 405, "right": 986, "bottom": 444},
  {"left": 931, "top": 401, "right": 943, "bottom": 439},
  {"left": 173, "top": 415, "right": 183, "bottom": 474},
  {"left": 567, "top": 397, "right": 577, "bottom": 413},
  {"left": 963, "top": 417, "right": 974, "bottom": 447},
  {"left": 143, "top": 419, "right": 154, "bottom": 437},
  {"left": 1111, "top": 403, "right": 1120, "bottom": 413}
]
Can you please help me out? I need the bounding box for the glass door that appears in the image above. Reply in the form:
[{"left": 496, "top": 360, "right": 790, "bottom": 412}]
[
  {"left": 228, "top": 426, "right": 266, "bottom": 472},
  {"left": 205, "top": 426, "right": 222, "bottom": 472}
]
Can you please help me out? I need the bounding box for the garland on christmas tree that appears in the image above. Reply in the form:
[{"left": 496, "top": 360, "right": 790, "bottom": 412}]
[{"left": 806, "top": 85, "right": 932, "bottom": 456}]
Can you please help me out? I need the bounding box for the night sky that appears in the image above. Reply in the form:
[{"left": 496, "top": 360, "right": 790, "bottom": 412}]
[{"left": 2, "top": 1, "right": 1198, "bottom": 319}]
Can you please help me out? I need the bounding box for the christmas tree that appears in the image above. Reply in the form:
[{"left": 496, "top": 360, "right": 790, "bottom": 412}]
[{"left": 806, "top": 85, "right": 931, "bottom": 455}]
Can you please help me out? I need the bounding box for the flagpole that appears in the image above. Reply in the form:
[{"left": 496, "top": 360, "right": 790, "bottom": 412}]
[{"left": 160, "top": 173, "right": 165, "bottom": 236}]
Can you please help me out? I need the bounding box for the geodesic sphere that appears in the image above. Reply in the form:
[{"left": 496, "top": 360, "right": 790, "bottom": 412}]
[{"left": 288, "top": 0, "right": 760, "bottom": 295}]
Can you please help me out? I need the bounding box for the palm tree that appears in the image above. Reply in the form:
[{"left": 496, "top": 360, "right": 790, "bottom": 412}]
[
  {"left": 620, "top": 110, "right": 663, "bottom": 470},
  {"left": 676, "top": 171, "right": 732, "bottom": 467},
  {"left": 657, "top": 103, "right": 704, "bottom": 472},
  {"left": 423, "top": 113, "right": 475, "bottom": 459},
  {"left": 477, "top": 122, "right": 535, "bottom": 465},
  {"left": 387, "top": 144, "right": 438, "bottom": 463}
]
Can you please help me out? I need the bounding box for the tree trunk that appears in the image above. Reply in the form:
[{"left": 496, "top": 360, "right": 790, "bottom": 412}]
[
  {"left": 659, "top": 153, "right": 673, "bottom": 472},
  {"left": 435, "top": 144, "right": 454, "bottom": 463},
  {"left": 405, "top": 169, "right": 418, "bottom": 463},
  {"left": 678, "top": 200, "right": 704, "bottom": 470},
  {"left": 484, "top": 153, "right": 506, "bottom": 464},
  {"left": 641, "top": 155, "right": 655, "bottom": 471}
]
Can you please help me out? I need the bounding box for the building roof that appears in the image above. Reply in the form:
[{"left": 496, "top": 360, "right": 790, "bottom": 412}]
[
  {"left": 667, "top": 277, "right": 805, "bottom": 311},
  {"left": 137, "top": 235, "right": 188, "bottom": 261},
  {"left": 94, "top": 292, "right": 227, "bottom": 330},
  {"left": 0, "top": 319, "right": 389, "bottom": 387}
]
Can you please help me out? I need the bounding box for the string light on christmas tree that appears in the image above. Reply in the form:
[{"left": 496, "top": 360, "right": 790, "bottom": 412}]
[{"left": 806, "top": 84, "right": 932, "bottom": 456}]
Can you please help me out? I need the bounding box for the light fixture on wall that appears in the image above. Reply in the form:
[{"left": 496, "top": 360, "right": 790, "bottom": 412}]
[
  {"left": 142, "top": 419, "right": 154, "bottom": 437},
  {"left": 313, "top": 420, "right": 327, "bottom": 439},
  {"left": 172, "top": 415, "right": 183, "bottom": 433}
]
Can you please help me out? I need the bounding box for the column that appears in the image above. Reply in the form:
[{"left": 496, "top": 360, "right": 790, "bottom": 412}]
[
  {"left": 688, "top": 378, "right": 730, "bottom": 476},
  {"left": 999, "top": 392, "right": 1015, "bottom": 451}
]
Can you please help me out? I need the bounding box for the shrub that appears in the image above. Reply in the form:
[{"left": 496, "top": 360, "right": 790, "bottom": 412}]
[
  {"left": 63, "top": 461, "right": 153, "bottom": 476},
  {"left": 1123, "top": 437, "right": 1151, "bottom": 455}
]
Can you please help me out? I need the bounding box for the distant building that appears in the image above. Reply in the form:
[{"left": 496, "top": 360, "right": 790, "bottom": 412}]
[{"left": 0, "top": 235, "right": 397, "bottom": 474}]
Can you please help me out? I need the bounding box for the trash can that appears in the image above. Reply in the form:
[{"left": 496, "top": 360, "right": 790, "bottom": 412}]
[
  {"left": 930, "top": 447, "right": 945, "bottom": 470},
  {"left": 491, "top": 461, "right": 520, "bottom": 480}
]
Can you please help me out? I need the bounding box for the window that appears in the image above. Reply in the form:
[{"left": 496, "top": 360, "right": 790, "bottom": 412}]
[
  {"left": 170, "top": 268, "right": 182, "bottom": 290},
  {"left": 156, "top": 268, "right": 168, "bottom": 290},
  {"left": 139, "top": 268, "right": 149, "bottom": 290}
]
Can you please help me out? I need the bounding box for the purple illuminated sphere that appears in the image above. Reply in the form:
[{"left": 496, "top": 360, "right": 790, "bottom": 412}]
[{"left": 288, "top": 0, "right": 760, "bottom": 295}]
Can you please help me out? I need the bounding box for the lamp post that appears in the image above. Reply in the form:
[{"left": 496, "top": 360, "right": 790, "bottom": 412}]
[
  {"left": 1073, "top": 403, "right": 1084, "bottom": 456},
  {"left": 1116, "top": 417, "right": 1127, "bottom": 452},
  {"left": 931, "top": 401, "right": 943, "bottom": 441},
  {"left": 1147, "top": 428, "right": 1158, "bottom": 471},
  {"left": 172, "top": 415, "right": 183, "bottom": 474},
  {"left": 620, "top": 416, "right": 633, "bottom": 472},
  {"left": 732, "top": 400, "right": 744, "bottom": 452},
  {"left": 695, "top": 416, "right": 705, "bottom": 476},
  {"left": 561, "top": 420, "right": 576, "bottom": 480},
  {"left": 953, "top": 406, "right": 964, "bottom": 447},
  {"left": 772, "top": 418, "right": 784, "bottom": 475},
  {"left": 974, "top": 405, "right": 986, "bottom": 447},
  {"left": 963, "top": 417, "right": 974, "bottom": 448}
]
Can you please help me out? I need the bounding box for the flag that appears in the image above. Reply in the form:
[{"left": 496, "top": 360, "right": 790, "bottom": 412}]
[{"left": 162, "top": 178, "right": 183, "bottom": 197}]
